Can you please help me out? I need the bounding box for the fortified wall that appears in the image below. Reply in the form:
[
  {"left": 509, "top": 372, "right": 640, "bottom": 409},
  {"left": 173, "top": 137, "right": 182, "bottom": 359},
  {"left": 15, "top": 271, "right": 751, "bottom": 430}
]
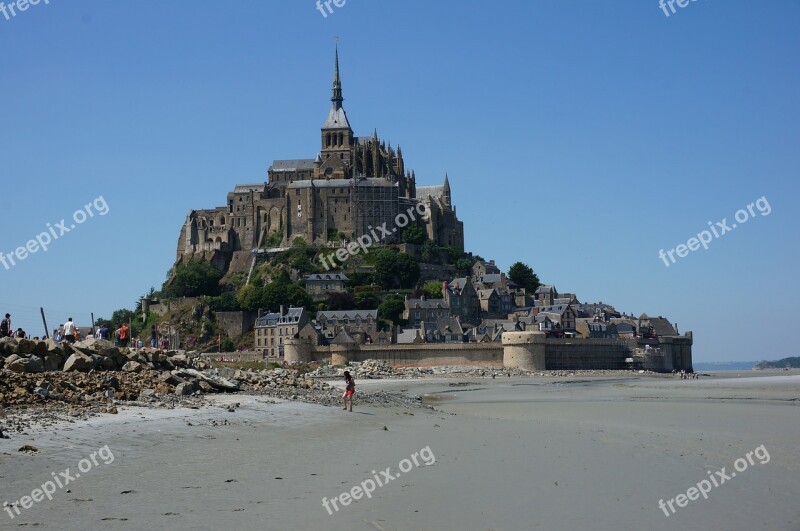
[{"left": 283, "top": 332, "right": 694, "bottom": 372}]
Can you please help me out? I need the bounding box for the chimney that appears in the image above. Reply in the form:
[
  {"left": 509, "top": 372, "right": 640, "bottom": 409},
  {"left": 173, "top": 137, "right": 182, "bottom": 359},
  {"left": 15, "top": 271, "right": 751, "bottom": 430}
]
[{"left": 280, "top": 305, "right": 285, "bottom": 316}]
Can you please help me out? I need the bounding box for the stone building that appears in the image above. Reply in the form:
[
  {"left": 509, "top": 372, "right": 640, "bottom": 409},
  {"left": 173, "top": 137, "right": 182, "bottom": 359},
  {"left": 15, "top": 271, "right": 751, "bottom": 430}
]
[
  {"left": 254, "top": 306, "right": 308, "bottom": 359},
  {"left": 175, "top": 46, "right": 463, "bottom": 274},
  {"left": 304, "top": 273, "right": 348, "bottom": 299},
  {"left": 403, "top": 296, "right": 451, "bottom": 327}
]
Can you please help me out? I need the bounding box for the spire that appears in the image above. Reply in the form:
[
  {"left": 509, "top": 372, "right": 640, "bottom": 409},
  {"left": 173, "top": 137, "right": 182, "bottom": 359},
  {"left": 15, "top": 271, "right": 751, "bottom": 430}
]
[
  {"left": 444, "top": 173, "right": 450, "bottom": 189},
  {"left": 331, "top": 43, "right": 343, "bottom": 110}
]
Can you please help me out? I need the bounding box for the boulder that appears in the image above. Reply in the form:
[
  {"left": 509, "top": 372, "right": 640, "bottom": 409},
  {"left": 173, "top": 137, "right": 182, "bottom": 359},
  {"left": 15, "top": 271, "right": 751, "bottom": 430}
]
[
  {"left": 8, "top": 356, "right": 44, "bottom": 373},
  {"left": 0, "top": 337, "right": 19, "bottom": 355},
  {"left": 4, "top": 354, "right": 22, "bottom": 366},
  {"left": 63, "top": 352, "right": 96, "bottom": 373},
  {"left": 175, "top": 382, "right": 195, "bottom": 396},
  {"left": 16, "top": 339, "right": 37, "bottom": 355},
  {"left": 92, "top": 355, "right": 116, "bottom": 371},
  {"left": 122, "top": 361, "right": 144, "bottom": 373},
  {"left": 175, "top": 368, "right": 239, "bottom": 392},
  {"left": 43, "top": 353, "right": 63, "bottom": 372}
]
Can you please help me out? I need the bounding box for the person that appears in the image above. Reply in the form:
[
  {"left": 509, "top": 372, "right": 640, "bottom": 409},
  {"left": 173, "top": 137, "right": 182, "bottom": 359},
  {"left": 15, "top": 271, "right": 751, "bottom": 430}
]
[
  {"left": 117, "top": 323, "right": 129, "bottom": 348},
  {"left": 62, "top": 318, "right": 77, "bottom": 343},
  {"left": 160, "top": 336, "right": 169, "bottom": 350},
  {"left": 0, "top": 314, "right": 10, "bottom": 338},
  {"left": 137, "top": 337, "right": 143, "bottom": 349},
  {"left": 99, "top": 323, "right": 109, "bottom": 341},
  {"left": 342, "top": 370, "right": 355, "bottom": 412},
  {"left": 14, "top": 328, "right": 25, "bottom": 339},
  {"left": 150, "top": 326, "right": 157, "bottom": 348}
]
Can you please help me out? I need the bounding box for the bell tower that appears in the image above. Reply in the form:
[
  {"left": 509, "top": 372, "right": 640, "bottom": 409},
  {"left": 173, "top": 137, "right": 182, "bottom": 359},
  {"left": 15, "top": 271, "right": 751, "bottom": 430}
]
[{"left": 320, "top": 44, "right": 353, "bottom": 169}]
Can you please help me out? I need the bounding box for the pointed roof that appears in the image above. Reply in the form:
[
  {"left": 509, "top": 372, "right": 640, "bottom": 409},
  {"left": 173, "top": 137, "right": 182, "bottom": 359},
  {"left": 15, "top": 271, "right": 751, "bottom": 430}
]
[{"left": 323, "top": 44, "right": 351, "bottom": 130}]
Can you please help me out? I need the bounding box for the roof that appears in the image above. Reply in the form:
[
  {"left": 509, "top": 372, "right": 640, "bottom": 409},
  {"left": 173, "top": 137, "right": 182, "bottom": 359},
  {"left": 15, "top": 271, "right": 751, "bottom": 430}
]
[
  {"left": 537, "top": 304, "right": 574, "bottom": 314},
  {"left": 476, "top": 274, "right": 503, "bottom": 285},
  {"left": 323, "top": 106, "right": 351, "bottom": 129},
  {"left": 255, "top": 307, "right": 306, "bottom": 328},
  {"left": 317, "top": 310, "right": 377, "bottom": 321},
  {"left": 287, "top": 177, "right": 397, "bottom": 189},
  {"left": 404, "top": 299, "right": 450, "bottom": 310},
  {"left": 649, "top": 317, "right": 677, "bottom": 336},
  {"left": 330, "top": 328, "right": 357, "bottom": 345},
  {"left": 477, "top": 289, "right": 498, "bottom": 300},
  {"left": 417, "top": 185, "right": 444, "bottom": 199},
  {"left": 305, "top": 273, "right": 349, "bottom": 282},
  {"left": 535, "top": 285, "right": 556, "bottom": 294},
  {"left": 269, "top": 159, "right": 316, "bottom": 172},
  {"left": 232, "top": 184, "right": 266, "bottom": 194}
]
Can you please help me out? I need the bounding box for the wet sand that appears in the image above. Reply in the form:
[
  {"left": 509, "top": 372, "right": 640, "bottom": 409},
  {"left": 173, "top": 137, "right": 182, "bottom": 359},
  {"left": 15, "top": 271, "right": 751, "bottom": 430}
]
[{"left": 1, "top": 373, "right": 798, "bottom": 530}]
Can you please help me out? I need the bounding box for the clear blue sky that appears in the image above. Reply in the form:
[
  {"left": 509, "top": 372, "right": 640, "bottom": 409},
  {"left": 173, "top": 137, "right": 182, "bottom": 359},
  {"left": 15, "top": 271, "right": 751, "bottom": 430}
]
[{"left": 1, "top": 0, "right": 798, "bottom": 362}]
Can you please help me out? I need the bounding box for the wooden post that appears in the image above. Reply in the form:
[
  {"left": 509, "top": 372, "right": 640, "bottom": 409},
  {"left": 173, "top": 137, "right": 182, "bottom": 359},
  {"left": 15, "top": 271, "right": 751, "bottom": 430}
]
[{"left": 40, "top": 307, "right": 49, "bottom": 339}]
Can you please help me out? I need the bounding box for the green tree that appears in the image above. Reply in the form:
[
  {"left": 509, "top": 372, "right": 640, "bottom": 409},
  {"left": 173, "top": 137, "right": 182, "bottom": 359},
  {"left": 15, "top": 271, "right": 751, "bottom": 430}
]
[
  {"left": 163, "top": 259, "right": 223, "bottom": 297},
  {"left": 421, "top": 280, "right": 444, "bottom": 299},
  {"left": 378, "top": 295, "right": 406, "bottom": 324},
  {"left": 456, "top": 258, "right": 473, "bottom": 271},
  {"left": 508, "top": 262, "right": 541, "bottom": 293},
  {"left": 401, "top": 224, "right": 426, "bottom": 245},
  {"left": 327, "top": 292, "right": 356, "bottom": 310},
  {"left": 207, "top": 292, "right": 241, "bottom": 312},
  {"left": 220, "top": 336, "right": 236, "bottom": 353},
  {"left": 373, "top": 249, "right": 420, "bottom": 289}
]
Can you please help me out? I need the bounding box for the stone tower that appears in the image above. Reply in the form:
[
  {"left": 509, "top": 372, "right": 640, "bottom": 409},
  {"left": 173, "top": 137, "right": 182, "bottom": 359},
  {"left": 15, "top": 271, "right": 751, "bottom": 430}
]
[{"left": 320, "top": 45, "right": 353, "bottom": 173}]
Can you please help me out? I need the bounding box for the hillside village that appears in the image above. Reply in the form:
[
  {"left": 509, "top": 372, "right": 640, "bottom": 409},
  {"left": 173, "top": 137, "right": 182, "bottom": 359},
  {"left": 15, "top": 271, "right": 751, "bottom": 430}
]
[{"left": 247, "top": 259, "right": 679, "bottom": 361}]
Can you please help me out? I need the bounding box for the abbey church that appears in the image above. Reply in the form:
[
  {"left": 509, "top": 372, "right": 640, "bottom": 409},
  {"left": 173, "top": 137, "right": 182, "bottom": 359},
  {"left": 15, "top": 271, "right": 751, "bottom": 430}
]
[{"left": 175, "top": 47, "right": 464, "bottom": 272}]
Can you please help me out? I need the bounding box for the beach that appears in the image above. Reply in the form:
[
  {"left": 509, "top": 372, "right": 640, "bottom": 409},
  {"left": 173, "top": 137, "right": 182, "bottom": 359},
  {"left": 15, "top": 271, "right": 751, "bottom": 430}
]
[{"left": 1, "top": 372, "right": 798, "bottom": 530}]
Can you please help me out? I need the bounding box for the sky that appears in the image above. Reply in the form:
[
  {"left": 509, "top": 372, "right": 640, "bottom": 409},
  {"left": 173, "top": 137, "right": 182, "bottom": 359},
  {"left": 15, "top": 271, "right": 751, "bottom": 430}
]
[{"left": 1, "top": 0, "right": 798, "bottom": 362}]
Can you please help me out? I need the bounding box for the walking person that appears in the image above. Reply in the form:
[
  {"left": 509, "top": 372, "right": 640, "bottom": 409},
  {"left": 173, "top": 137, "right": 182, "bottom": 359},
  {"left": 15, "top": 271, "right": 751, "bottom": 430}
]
[
  {"left": 62, "top": 318, "right": 77, "bottom": 343},
  {"left": 342, "top": 370, "right": 355, "bottom": 412}
]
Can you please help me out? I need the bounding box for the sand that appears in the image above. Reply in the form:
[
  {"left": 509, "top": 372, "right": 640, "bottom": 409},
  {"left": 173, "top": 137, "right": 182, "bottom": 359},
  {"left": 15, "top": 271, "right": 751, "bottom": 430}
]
[{"left": 1, "top": 373, "right": 798, "bottom": 530}]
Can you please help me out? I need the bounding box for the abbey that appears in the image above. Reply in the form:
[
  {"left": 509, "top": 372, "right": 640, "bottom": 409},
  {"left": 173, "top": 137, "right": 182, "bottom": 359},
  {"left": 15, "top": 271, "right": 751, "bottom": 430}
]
[{"left": 175, "top": 47, "right": 463, "bottom": 272}]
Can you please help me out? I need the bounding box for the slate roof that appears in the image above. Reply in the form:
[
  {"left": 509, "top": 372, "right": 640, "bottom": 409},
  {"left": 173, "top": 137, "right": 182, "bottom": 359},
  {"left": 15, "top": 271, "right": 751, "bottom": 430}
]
[
  {"left": 255, "top": 307, "right": 305, "bottom": 328},
  {"left": 233, "top": 184, "right": 266, "bottom": 193},
  {"left": 287, "top": 178, "right": 396, "bottom": 189},
  {"left": 323, "top": 106, "right": 351, "bottom": 129},
  {"left": 404, "top": 299, "right": 450, "bottom": 310},
  {"left": 270, "top": 159, "right": 317, "bottom": 172},
  {"left": 317, "top": 310, "right": 377, "bottom": 321},
  {"left": 305, "top": 273, "right": 349, "bottom": 282},
  {"left": 417, "top": 185, "right": 445, "bottom": 199}
]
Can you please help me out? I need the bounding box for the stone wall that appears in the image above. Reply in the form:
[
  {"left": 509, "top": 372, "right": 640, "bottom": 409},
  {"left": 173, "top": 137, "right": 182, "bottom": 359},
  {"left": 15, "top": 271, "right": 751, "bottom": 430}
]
[
  {"left": 295, "top": 333, "right": 693, "bottom": 373},
  {"left": 215, "top": 311, "right": 257, "bottom": 338}
]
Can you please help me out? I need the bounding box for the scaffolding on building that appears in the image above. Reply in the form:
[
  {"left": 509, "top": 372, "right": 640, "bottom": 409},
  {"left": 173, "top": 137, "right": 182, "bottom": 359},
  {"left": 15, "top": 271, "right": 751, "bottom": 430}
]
[{"left": 349, "top": 177, "right": 399, "bottom": 242}]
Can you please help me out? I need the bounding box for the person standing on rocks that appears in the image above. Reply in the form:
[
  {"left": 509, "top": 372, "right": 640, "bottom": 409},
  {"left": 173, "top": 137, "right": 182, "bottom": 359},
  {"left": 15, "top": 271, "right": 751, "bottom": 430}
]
[
  {"left": 0, "top": 313, "right": 10, "bottom": 338},
  {"left": 342, "top": 370, "right": 355, "bottom": 412},
  {"left": 116, "top": 323, "right": 129, "bottom": 348},
  {"left": 62, "top": 318, "right": 77, "bottom": 343},
  {"left": 150, "top": 326, "right": 157, "bottom": 348}
]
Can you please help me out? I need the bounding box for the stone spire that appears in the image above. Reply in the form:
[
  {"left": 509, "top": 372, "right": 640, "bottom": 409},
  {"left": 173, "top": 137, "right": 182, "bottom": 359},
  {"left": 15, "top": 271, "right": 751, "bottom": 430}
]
[{"left": 331, "top": 44, "right": 343, "bottom": 110}]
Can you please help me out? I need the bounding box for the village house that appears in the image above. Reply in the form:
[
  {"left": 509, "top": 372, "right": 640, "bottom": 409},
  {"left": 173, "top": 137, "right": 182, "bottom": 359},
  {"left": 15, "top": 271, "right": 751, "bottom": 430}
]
[
  {"left": 254, "top": 306, "right": 308, "bottom": 358},
  {"left": 403, "top": 296, "right": 451, "bottom": 327},
  {"left": 304, "top": 273, "right": 348, "bottom": 300},
  {"left": 442, "top": 278, "right": 480, "bottom": 323},
  {"left": 316, "top": 309, "right": 377, "bottom": 344},
  {"left": 420, "top": 317, "right": 464, "bottom": 343}
]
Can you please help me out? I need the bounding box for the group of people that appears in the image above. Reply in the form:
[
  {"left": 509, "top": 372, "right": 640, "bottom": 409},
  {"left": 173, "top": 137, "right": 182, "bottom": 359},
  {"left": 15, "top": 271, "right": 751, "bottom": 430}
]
[
  {"left": 1, "top": 313, "right": 34, "bottom": 340},
  {"left": 675, "top": 369, "right": 699, "bottom": 380}
]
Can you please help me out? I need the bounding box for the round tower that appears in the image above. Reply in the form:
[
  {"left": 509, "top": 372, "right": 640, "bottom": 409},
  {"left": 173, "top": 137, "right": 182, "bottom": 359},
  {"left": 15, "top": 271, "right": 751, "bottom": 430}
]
[
  {"left": 502, "top": 331, "right": 546, "bottom": 371},
  {"left": 284, "top": 337, "right": 313, "bottom": 364}
]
